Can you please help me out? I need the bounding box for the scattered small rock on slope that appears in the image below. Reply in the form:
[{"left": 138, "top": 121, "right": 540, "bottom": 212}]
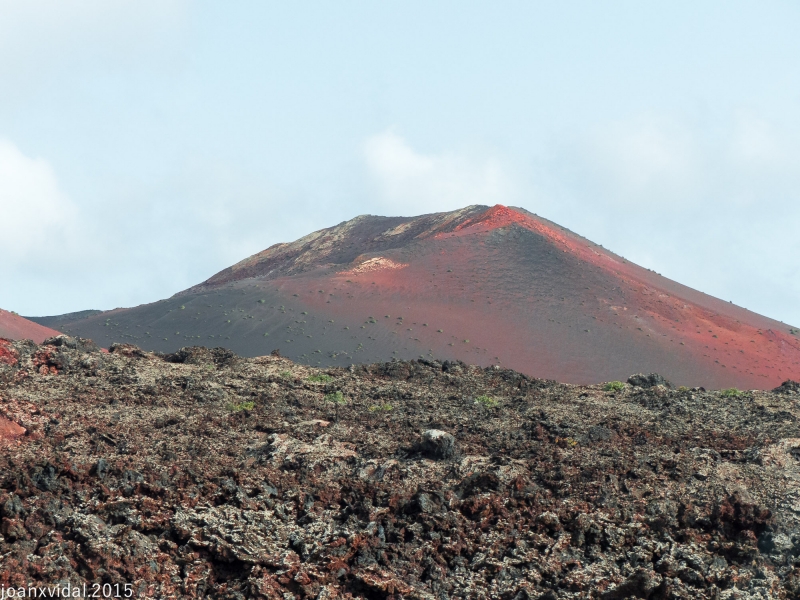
[{"left": 1, "top": 336, "right": 800, "bottom": 598}]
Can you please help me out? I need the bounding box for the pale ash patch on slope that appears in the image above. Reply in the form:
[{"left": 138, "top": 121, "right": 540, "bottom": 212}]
[
  {"left": 198, "top": 209, "right": 488, "bottom": 289},
  {"left": 338, "top": 257, "right": 409, "bottom": 275},
  {"left": 376, "top": 205, "right": 485, "bottom": 239},
  {"left": 214, "top": 216, "right": 385, "bottom": 276}
]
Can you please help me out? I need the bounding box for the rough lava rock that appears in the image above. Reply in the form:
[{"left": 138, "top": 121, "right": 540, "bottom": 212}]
[
  {"left": 627, "top": 372, "right": 673, "bottom": 389},
  {"left": 774, "top": 379, "right": 800, "bottom": 395},
  {"left": 0, "top": 339, "right": 799, "bottom": 598},
  {"left": 42, "top": 334, "right": 100, "bottom": 353},
  {"left": 420, "top": 429, "right": 457, "bottom": 460}
]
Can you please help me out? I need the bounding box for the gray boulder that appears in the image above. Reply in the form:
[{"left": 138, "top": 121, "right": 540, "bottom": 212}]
[
  {"left": 627, "top": 373, "right": 672, "bottom": 389},
  {"left": 420, "top": 429, "right": 456, "bottom": 460}
]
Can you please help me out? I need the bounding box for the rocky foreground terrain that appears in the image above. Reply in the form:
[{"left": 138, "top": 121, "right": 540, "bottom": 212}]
[{"left": 1, "top": 336, "right": 800, "bottom": 599}]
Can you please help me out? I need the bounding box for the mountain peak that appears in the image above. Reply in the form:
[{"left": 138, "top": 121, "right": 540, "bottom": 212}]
[
  {"left": 48, "top": 205, "right": 800, "bottom": 389},
  {"left": 456, "top": 204, "right": 529, "bottom": 230}
]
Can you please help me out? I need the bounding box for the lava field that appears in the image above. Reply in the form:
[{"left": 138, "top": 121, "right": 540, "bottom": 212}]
[{"left": 1, "top": 335, "right": 800, "bottom": 598}]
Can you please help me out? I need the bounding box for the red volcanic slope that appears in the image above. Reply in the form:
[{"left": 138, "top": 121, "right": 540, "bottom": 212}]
[
  {"left": 55, "top": 205, "right": 800, "bottom": 389},
  {"left": 262, "top": 205, "right": 799, "bottom": 388},
  {"left": 0, "top": 308, "right": 61, "bottom": 344}
]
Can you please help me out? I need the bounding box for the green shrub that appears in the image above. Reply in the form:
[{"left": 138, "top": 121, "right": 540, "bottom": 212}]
[
  {"left": 325, "top": 391, "right": 346, "bottom": 405},
  {"left": 720, "top": 388, "right": 743, "bottom": 398},
  {"left": 603, "top": 381, "right": 625, "bottom": 392},
  {"left": 227, "top": 401, "right": 255, "bottom": 412},
  {"left": 475, "top": 395, "right": 499, "bottom": 408},
  {"left": 308, "top": 373, "right": 333, "bottom": 383}
]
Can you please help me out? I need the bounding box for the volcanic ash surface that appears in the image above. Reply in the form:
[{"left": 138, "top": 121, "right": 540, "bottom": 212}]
[{"left": 1, "top": 335, "right": 800, "bottom": 598}]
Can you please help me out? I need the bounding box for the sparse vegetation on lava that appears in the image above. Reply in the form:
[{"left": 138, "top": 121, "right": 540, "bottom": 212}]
[{"left": 603, "top": 381, "right": 626, "bottom": 392}]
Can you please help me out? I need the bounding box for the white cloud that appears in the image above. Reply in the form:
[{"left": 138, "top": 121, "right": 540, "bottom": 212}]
[
  {"left": 727, "top": 111, "right": 800, "bottom": 177},
  {"left": 533, "top": 111, "right": 800, "bottom": 326},
  {"left": 0, "top": 139, "right": 78, "bottom": 262},
  {"left": 581, "top": 115, "right": 699, "bottom": 204},
  {"left": 363, "top": 131, "right": 516, "bottom": 215},
  {"left": 0, "top": 0, "right": 188, "bottom": 91}
]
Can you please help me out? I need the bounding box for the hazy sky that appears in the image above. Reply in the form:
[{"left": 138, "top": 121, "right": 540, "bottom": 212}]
[{"left": 1, "top": 1, "right": 799, "bottom": 326}]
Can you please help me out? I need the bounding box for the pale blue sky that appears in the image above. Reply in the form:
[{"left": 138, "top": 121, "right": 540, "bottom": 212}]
[{"left": 1, "top": 1, "right": 798, "bottom": 326}]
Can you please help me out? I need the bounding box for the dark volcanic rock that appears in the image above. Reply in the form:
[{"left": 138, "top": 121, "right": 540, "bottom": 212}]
[
  {"left": 420, "top": 428, "right": 457, "bottom": 459},
  {"left": 164, "top": 345, "right": 216, "bottom": 365},
  {"left": 774, "top": 379, "right": 800, "bottom": 394},
  {"left": 584, "top": 424, "right": 616, "bottom": 444},
  {"left": 42, "top": 334, "right": 100, "bottom": 353},
  {"left": 627, "top": 372, "right": 673, "bottom": 388},
  {"left": 600, "top": 569, "right": 663, "bottom": 599},
  {"left": 0, "top": 338, "right": 798, "bottom": 598},
  {"left": 108, "top": 342, "right": 147, "bottom": 358},
  {"left": 165, "top": 345, "right": 238, "bottom": 367}
]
